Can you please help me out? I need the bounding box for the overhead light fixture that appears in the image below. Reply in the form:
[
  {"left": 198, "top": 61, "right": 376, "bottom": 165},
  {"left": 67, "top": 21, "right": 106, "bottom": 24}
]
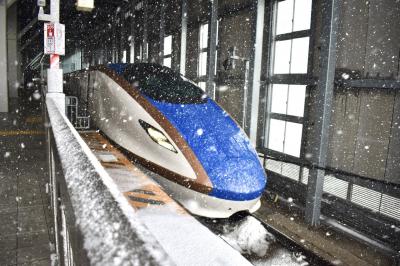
[
  {"left": 139, "top": 120, "right": 177, "bottom": 153},
  {"left": 76, "top": 0, "right": 94, "bottom": 12}
]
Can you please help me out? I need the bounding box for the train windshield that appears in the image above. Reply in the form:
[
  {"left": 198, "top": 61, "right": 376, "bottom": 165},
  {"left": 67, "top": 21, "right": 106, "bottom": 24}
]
[{"left": 123, "top": 64, "right": 207, "bottom": 104}]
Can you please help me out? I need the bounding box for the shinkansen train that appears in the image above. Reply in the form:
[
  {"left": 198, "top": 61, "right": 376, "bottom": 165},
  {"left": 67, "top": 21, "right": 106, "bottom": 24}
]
[{"left": 65, "top": 63, "right": 267, "bottom": 218}]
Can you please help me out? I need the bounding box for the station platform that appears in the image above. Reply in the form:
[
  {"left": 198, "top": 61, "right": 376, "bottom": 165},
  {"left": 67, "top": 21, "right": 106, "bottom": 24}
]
[{"left": 0, "top": 99, "right": 52, "bottom": 265}]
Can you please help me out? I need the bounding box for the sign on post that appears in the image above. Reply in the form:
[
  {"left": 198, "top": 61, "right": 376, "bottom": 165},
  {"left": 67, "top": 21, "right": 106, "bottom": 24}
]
[
  {"left": 76, "top": 0, "right": 95, "bottom": 12},
  {"left": 44, "top": 22, "right": 65, "bottom": 55}
]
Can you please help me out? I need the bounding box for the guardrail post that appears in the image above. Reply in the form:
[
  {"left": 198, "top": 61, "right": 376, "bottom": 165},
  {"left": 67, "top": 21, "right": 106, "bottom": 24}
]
[{"left": 45, "top": 104, "right": 60, "bottom": 264}]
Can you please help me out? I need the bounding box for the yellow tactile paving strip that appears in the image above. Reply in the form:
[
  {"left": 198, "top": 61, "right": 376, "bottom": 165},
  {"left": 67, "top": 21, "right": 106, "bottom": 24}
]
[
  {"left": 124, "top": 184, "right": 175, "bottom": 209},
  {"left": 25, "top": 116, "right": 42, "bottom": 124},
  {"left": 80, "top": 131, "right": 187, "bottom": 214},
  {"left": 0, "top": 130, "right": 45, "bottom": 136}
]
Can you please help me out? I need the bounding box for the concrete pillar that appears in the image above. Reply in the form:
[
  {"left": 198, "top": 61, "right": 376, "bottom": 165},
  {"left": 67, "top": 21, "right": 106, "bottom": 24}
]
[
  {"left": 7, "top": 3, "right": 18, "bottom": 98},
  {"left": 0, "top": 2, "right": 8, "bottom": 112}
]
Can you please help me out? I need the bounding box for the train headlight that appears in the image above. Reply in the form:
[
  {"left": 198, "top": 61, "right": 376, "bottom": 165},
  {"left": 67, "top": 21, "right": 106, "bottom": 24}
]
[{"left": 139, "top": 120, "right": 177, "bottom": 153}]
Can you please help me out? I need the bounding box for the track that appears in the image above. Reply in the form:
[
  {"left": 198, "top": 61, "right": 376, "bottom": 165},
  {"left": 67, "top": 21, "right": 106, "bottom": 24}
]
[
  {"left": 196, "top": 213, "right": 333, "bottom": 266},
  {"left": 250, "top": 214, "right": 333, "bottom": 266},
  {"left": 81, "top": 130, "right": 331, "bottom": 265}
]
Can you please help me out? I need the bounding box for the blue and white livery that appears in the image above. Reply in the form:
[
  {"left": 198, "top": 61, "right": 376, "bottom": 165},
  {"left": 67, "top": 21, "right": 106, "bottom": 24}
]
[{"left": 72, "top": 63, "right": 267, "bottom": 218}]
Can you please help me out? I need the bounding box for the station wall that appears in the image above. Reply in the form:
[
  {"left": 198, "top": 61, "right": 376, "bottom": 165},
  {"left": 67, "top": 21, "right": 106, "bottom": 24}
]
[
  {"left": 73, "top": 0, "right": 399, "bottom": 185},
  {"left": 303, "top": 0, "right": 400, "bottom": 184},
  {"left": 326, "top": 0, "right": 400, "bottom": 183}
]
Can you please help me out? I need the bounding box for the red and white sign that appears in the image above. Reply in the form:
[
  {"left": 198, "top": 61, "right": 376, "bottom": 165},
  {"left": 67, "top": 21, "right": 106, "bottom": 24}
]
[{"left": 44, "top": 22, "right": 65, "bottom": 55}]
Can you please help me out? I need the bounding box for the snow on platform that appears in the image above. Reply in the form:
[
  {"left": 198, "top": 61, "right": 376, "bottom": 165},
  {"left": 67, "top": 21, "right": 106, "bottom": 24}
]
[{"left": 80, "top": 131, "right": 253, "bottom": 266}]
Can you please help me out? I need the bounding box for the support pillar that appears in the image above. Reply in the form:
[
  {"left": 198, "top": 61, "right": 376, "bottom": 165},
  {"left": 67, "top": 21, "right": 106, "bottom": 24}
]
[
  {"left": 305, "top": 0, "right": 339, "bottom": 226},
  {"left": 246, "top": 0, "right": 265, "bottom": 145},
  {"left": 130, "top": 0, "right": 136, "bottom": 63},
  {"left": 7, "top": 3, "right": 18, "bottom": 98},
  {"left": 179, "top": 0, "right": 187, "bottom": 75},
  {"left": 206, "top": 0, "right": 218, "bottom": 99},
  {"left": 0, "top": 2, "right": 8, "bottom": 112},
  {"left": 159, "top": 0, "right": 165, "bottom": 65},
  {"left": 38, "top": 0, "right": 65, "bottom": 114},
  {"left": 142, "top": 0, "right": 148, "bottom": 62}
]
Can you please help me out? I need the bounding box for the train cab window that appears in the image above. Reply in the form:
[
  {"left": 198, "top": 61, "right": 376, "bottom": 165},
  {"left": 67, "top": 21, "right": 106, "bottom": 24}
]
[{"left": 123, "top": 64, "right": 207, "bottom": 104}]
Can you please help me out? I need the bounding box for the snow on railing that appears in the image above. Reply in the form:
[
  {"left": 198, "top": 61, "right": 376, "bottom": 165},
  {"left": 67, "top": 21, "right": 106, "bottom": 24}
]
[{"left": 46, "top": 97, "right": 173, "bottom": 266}]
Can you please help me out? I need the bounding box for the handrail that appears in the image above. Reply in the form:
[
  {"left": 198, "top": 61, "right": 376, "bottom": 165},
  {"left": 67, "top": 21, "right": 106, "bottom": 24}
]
[{"left": 46, "top": 96, "right": 173, "bottom": 265}]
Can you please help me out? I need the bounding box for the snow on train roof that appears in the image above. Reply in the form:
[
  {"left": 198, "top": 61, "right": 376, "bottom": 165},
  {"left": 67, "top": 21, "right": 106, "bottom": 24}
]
[{"left": 108, "top": 63, "right": 207, "bottom": 104}]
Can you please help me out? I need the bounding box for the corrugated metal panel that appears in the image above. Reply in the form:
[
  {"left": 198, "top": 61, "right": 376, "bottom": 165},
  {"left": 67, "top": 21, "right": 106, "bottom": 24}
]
[
  {"left": 380, "top": 194, "right": 400, "bottom": 221},
  {"left": 323, "top": 175, "right": 348, "bottom": 199},
  {"left": 301, "top": 167, "right": 309, "bottom": 184},
  {"left": 265, "top": 159, "right": 282, "bottom": 174},
  {"left": 265, "top": 160, "right": 300, "bottom": 182},
  {"left": 351, "top": 184, "right": 381, "bottom": 212},
  {"left": 282, "top": 163, "right": 300, "bottom": 181}
]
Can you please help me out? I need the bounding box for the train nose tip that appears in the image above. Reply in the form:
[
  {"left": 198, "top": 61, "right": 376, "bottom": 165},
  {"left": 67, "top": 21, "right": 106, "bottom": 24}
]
[{"left": 209, "top": 158, "right": 267, "bottom": 201}]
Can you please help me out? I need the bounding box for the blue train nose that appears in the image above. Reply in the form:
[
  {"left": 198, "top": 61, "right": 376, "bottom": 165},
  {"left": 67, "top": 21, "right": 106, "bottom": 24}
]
[
  {"left": 148, "top": 97, "right": 267, "bottom": 201},
  {"left": 208, "top": 157, "right": 267, "bottom": 201}
]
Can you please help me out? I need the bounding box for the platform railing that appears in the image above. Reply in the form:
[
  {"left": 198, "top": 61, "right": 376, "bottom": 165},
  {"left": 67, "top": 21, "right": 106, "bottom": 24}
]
[
  {"left": 45, "top": 96, "right": 173, "bottom": 266},
  {"left": 65, "top": 96, "right": 90, "bottom": 129}
]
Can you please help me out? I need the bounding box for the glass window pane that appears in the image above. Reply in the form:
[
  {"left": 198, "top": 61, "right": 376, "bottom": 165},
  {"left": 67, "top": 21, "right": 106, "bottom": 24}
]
[
  {"left": 163, "top": 57, "right": 171, "bottom": 68},
  {"left": 276, "top": 0, "right": 294, "bottom": 35},
  {"left": 198, "top": 81, "right": 206, "bottom": 91},
  {"left": 198, "top": 51, "right": 207, "bottom": 76},
  {"left": 290, "top": 37, "right": 309, "bottom": 73},
  {"left": 199, "top": 23, "right": 208, "bottom": 49},
  {"left": 273, "top": 40, "right": 291, "bottom": 74},
  {"left": 284, "top": 122, "right": 302, "bottom": 157},
  {"left": 287, "top": 85, "right": 306, "bottom": 117},
  {"left": 293, "top": 0, "right": 312, "bottom": 32},
  {"left": 122, "top": 50, "right": 127, "bottom": 63},
  {"left": 268, "top": 119, "right": 285, "bottom": 152},
  {"left": 271, "top": 84, "right": 288, "bottom": 114},
  {"left": 164, "top": 35, "right": 172, "bottom": 55}
]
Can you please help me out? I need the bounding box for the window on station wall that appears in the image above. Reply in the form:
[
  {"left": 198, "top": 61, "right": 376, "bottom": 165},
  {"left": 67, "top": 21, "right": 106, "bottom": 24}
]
[
  {"left": 268, "top": 84, "right": 306, "bottom": 157},
  {"left": 198, "top": 23, "right": 208, "bottom": 90},
  {"left": 122, "top": 50, "right": 127, "bottom": 63},
  {"left": 276, "top": 0, "right": 312, "bottom": 35},
  {"left": 198, "top": 82, "right": 206, "bottom": 91},
  {"left": 270, "top": 84, "right": 306, "bottom": 117},
  {"left": 265, "top": 0, "right": 313, "bottom": 158},
  {"left": 268, "top": 119, "right": 303, "bottom": 157},
  {"left": 163, "top": 35, "right": 172, "bottom": 68},
  {"left": 273, "top": 37, "right": 309, "bottom": 74}
]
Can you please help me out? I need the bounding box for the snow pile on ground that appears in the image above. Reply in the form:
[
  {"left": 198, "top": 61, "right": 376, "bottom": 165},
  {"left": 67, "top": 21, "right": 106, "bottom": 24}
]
[
  {"left": 253, "top": 248, "right": 309, "bottom": 266},
  {"left": 221, "top": 216, "right": 275, "bottom": 257}
]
